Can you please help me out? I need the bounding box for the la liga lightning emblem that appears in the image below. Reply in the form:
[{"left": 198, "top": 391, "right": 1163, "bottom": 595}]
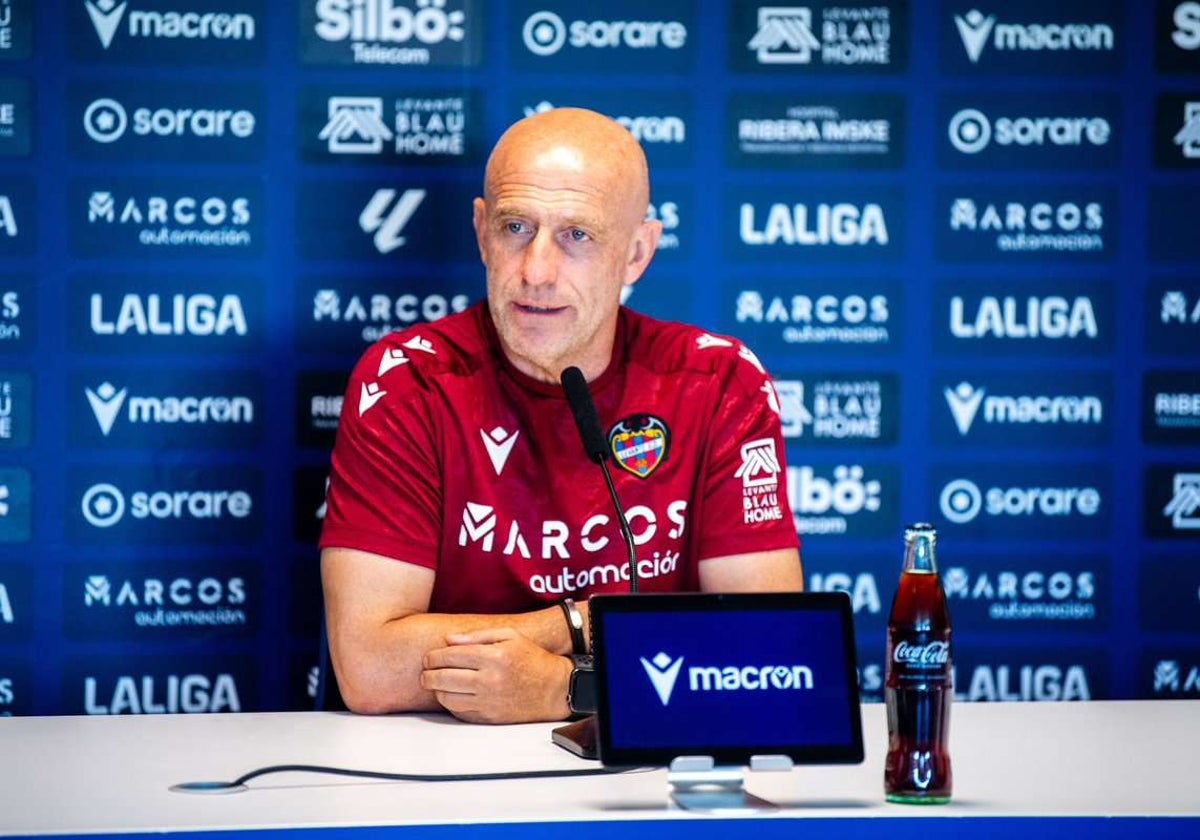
[{"left": 608, "top": 414, "right": 670, "bottom": 479}]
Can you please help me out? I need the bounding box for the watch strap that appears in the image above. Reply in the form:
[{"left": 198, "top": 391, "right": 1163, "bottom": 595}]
[{"left": 558, "top": 597, "right": 586, "bottom": 655}]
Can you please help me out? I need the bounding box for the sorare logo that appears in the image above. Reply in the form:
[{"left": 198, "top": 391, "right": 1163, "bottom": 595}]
[
  {"left": 934, "top": 278, "right": 1113, "bottom": 356},
  {"left": 69, "top": 178, "right": 263, "bottom": 258},
  {"left": 933, "top": 463, "right": 1112, "bottom": 539},
  {"left": 942, "top": 0, "right": 1122, "bottom": 75},
  {"left": 940, "top": 92, "right": 1119, "bottom": 169},
  {"left": 934, "top": 371, "right": 1113, "bottom": 446},
  {"left": 729, "top": 2, "right": 909, "bottom": 73},
  {"left": 69, "top": 0, "right": 265, "bottom": 64},
  {"left": 727, "top": 92, "right": 905, "bottom": 170},
  {"left": 0, "top": 76, "right": 32, "bottom": 157},
  {"left": 937, "top": 184, "right": 1116, "bottom": 262},
  {"left": 69, "top": 273, "right": 263, "bottom": 355},
  {"left": 68, "top": 465, "right": 263, "bottom": 546},
  {"left": 511, "top": 0, "right": 693, "bottom": 73},
  {"left": 69, "top": 80, "right": 265, "bottom": 163},
  {"left": 300, "top": 0, "right": 482, "bottom": 67}
]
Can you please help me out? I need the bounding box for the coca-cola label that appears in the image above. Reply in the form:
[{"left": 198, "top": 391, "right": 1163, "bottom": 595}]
[
  {"left": 888, "top": 635, "right": 952, "bottom": 684},
  {"left": 893, "top": 640, "right": 950, "bottom": 666}
]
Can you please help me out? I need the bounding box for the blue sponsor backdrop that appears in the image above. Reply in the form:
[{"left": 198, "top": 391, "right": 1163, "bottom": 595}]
[{"left": 0, "top": 1, "right": 1197, "bottom": 715}]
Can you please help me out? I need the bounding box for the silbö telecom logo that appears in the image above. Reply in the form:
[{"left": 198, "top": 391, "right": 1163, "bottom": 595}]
[{"left": 639, "top": 651, "right": 814, "bottom": 706}]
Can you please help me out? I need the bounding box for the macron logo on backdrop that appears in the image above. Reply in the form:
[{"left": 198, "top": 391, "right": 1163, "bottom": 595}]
[
  {"left": 86, "top": 382, "right": 129, "bottom": 436},
  {"left": 944, "top": 382, "right": 985, "bottom": 435},
  {"left": 640, "top": 652, "right": 684, "bottom": 706},
  {"left": 955, "top": 10, "right": 996, "bottom": 63},
  {"left": 87, "top": 0, "right": 128, "bottom": 49}
]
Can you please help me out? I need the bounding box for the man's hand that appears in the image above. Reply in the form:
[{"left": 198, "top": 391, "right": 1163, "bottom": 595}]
[{"left": 421, "top": 628, "right": 573, "bottom": 724}]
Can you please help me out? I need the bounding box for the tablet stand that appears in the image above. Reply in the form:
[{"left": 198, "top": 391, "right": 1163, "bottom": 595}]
[{"left": 667, "top": 755, "right": 793, "bottom": 812}]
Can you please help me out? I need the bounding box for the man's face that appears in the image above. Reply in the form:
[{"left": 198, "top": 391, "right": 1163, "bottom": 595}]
[{"left": 473, "top": 144, "right": 656, "bottom": 383}]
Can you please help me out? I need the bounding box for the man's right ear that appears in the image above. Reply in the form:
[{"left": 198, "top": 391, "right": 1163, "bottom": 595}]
[{"left": 472, "top": 197, "right": 488, "bottom": 264}]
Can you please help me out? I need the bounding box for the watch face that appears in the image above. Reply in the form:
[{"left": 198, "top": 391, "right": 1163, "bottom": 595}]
[{"left": 569, "top": 663, "right": 597, "bottom": 715}]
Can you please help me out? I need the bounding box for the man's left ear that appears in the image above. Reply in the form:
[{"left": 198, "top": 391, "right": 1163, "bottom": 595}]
[{"left": 625, "top": 219, "right": 662, "bottom": 282}]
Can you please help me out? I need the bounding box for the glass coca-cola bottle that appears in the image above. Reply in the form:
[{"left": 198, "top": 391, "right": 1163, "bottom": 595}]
[{"left": 884, "top": 523, "right": 953, "bottom": 804}]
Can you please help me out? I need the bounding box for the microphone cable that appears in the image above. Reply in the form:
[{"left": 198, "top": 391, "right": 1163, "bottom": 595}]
[{"left": 171, "top": 763, "right": 641, "bottom": 794}]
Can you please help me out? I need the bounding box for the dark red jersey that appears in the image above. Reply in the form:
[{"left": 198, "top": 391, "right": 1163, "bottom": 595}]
[{"left": 320, "top": 303, "right": 799, "bottom": 615}]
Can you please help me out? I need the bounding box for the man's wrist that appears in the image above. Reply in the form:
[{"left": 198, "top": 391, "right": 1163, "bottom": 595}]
[
  {"left": 566, "top": 654, "right": 596, "bottom": 715},
  {"left": 558, "top": 598, "right": 586, "bottom": 655}
]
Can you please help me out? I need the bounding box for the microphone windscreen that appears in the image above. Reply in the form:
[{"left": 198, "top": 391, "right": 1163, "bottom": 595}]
[{"left": 560, "top": 366, "right": 608, "bottom": 463}]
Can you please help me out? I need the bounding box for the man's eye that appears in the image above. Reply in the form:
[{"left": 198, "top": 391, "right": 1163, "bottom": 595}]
[
  {"left": 506, "top": 222, "right": 525, "bottom": 234},
  {"left": 569, "top": 229, "right": 589, "bottom": 242}
]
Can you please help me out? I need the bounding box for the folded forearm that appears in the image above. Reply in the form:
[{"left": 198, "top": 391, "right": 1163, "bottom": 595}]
[{"left": 332, "top": 605, "right": 571, "bottom": 714}]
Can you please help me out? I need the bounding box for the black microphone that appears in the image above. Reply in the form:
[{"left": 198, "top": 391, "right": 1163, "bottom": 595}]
[{"left": 560, "top": 366, "right": 638, "bottom": 592}]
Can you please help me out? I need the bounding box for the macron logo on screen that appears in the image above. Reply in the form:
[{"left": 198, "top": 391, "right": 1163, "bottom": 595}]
[{"left": 640, "top": 652, "right": 685, "bottom": 706}]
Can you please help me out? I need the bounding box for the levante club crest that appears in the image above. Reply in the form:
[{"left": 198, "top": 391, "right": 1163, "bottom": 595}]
[{"left": 608, "top": 414, "right": 670, "bottom": 478}]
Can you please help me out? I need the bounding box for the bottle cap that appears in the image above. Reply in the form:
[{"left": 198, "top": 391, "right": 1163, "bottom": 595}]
[{"left": 904, "top": 522, "right": 937, "bottom": 541}]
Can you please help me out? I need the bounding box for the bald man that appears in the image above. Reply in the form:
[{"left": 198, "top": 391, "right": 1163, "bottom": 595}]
[{"left": 320, "top": 108, "right": 801, "bottom": 723}]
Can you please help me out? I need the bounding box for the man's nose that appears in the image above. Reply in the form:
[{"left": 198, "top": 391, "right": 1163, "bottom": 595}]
[{"left": 521, "top": 230, "right": 559, "bottom": 287}]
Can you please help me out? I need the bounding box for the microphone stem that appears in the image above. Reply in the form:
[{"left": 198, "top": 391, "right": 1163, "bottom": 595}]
[{"left": 599, "top": 460, "right": 638, "bottom": 593}]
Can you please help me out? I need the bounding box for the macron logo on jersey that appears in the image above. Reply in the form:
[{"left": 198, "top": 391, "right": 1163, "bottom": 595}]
[
  {"left": 378, "top": 348, "right": 409, "bottom": 376},
  {"left": 696, "top": 333, "right": 734, "bottom": 350},
  {"left": 359, "top": 382, "right": 387, "bottom": 416},
  {"left": 481, "top": 427, "right": 520, "bottom": 475}
]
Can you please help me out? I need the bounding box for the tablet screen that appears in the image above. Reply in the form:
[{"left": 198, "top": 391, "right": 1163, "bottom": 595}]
[{"left": 590, "top": 591, "right": 864, "bottom": 767}]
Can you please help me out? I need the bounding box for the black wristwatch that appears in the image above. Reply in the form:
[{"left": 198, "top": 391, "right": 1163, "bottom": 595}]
[{"left": 567, "top": 654, "right": 596, "bottom": 714}]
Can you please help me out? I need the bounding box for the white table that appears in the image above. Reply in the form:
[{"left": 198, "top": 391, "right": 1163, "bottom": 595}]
[{"left": 2, "top": 701, "right": 1198, "bottom": 837}]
